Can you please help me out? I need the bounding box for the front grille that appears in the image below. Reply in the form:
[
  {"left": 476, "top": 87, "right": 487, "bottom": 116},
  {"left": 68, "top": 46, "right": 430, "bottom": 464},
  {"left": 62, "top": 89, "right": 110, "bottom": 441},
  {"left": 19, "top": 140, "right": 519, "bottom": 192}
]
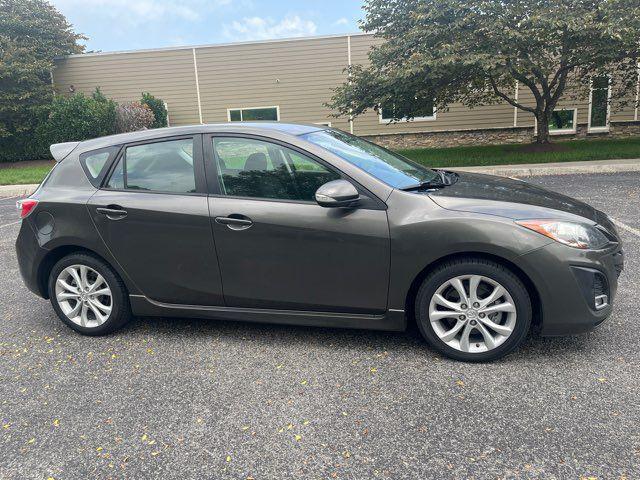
[
  {"left": 593, "top": 272, "right": 607, "bottom": 296},
  {"left": 593, "top": 272, "right": 609, "bottom": 310},
  {"left": 571, "top": 266, "right": 610, "bottom": 311}
]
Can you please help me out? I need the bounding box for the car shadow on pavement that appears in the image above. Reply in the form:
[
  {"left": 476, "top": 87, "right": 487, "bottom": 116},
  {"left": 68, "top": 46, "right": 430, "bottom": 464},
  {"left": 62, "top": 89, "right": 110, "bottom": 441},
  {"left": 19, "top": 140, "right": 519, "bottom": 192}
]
[{"left": 117, "top": 314, "right": 596, "bottom": 363}]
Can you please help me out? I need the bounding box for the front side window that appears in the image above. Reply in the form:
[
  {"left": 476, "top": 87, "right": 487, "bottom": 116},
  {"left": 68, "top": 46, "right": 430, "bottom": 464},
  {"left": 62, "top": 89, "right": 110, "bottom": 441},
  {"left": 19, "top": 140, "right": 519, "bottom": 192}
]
[
  {"left": 301, "top": 129, "right": 438, "bottom": 189},
  {"left": 227, "top": 106, "right": 279, "bottom": 122},
  {"left": 213, "top": 137, "right": 339, "bottom": 201},
  {"left": 590, "top": 76, "right": 610, "bottom": 129},
  {"left": 106, "top": 138, "right": 196, "bottom": 193},
  {"left": 549, "top": 109, "right": 576, "bottom": 133}
]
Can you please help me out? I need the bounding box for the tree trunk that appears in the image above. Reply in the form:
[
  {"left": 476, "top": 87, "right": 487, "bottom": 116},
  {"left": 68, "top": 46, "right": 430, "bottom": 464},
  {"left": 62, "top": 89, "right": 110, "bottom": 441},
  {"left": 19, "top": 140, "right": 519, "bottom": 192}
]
[{"left": 536, "top": 114, "right": 551, "bottom": 144}]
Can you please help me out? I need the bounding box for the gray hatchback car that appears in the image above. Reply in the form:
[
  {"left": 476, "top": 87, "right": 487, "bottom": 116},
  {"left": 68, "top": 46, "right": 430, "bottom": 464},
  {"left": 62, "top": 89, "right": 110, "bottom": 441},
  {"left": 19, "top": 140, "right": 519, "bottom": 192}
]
[{"left": 16, "top": 123, "right": 624, "bottom": 361}]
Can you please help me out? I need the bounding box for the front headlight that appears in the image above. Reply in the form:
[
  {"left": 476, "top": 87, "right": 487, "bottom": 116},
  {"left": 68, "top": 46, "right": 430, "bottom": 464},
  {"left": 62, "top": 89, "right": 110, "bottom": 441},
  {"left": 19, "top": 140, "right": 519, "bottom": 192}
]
[{"left": 516, "top": 219, "right": 610, "bottom": 249}]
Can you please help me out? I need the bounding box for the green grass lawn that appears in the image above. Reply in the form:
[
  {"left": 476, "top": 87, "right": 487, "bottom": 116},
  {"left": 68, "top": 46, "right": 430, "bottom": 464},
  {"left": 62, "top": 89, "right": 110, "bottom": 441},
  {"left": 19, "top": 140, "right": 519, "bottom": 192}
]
[
  {"left": 398, "top": 136, "right": 640, "bottom": 168},
  {"left": 1, "top": 136, "right": 639, "bottom": 186},
  {"left": 0, "top": 164, "right": 53, "bottom": 186}
]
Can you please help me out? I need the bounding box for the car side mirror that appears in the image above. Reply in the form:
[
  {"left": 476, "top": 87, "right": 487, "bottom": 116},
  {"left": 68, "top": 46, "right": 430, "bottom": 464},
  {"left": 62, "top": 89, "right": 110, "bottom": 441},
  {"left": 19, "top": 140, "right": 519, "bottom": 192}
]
[{"left": 315, "top": 179, "right": 360, "bottom": 208}]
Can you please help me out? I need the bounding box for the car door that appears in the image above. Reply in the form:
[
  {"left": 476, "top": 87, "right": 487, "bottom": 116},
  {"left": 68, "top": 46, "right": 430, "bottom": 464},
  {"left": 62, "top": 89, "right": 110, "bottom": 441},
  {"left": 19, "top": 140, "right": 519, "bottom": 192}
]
[
  {"left": 88, "top": 135, "right": 224, "bottom": 306},
  {"left": 204, "top": 134, "right": 390, "bottom": 314}
]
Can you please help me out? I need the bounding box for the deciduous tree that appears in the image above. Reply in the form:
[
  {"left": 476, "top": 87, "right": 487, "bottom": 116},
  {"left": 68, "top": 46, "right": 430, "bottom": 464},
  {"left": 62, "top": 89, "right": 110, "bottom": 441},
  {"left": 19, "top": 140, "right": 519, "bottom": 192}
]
[
  {"left": 0, "top": 0, "right": 84, "bottom": 161},
  {"left": 329, "top": 0, "right": 640, "bottom": 144}
]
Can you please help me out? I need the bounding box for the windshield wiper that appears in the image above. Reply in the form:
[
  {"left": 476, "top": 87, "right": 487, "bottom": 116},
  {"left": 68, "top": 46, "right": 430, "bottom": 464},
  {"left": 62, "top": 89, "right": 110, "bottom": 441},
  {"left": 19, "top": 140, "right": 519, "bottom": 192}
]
[
  {"left": 400, "top": 179, "right": 447, "bottom": 191},
  {"left": 400, "top": 170, "right": 458, "bottom": 191}
]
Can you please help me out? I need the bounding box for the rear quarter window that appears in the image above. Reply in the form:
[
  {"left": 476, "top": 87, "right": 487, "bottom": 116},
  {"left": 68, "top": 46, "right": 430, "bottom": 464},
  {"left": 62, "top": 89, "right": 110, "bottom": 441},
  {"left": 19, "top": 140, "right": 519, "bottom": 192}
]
[{"left": 80, "top": 147, "right": 120, "bottom": 187}]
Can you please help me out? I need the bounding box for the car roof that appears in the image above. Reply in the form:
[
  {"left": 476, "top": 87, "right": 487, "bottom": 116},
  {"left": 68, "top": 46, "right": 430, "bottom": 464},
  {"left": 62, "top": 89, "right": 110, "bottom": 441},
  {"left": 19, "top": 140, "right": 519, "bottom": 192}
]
[{"left": 72, "top": 122, "right": 327, "bottom": 153}]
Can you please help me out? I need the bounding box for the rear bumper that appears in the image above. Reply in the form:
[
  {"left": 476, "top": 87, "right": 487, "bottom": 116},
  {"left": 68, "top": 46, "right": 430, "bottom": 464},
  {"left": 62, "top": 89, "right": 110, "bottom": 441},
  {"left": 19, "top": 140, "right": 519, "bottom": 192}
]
[
  {"left": 519, "top": 241, "right": 623, "bottom": 336},
  {"left": 16, "top": 220, "right": 48, "bottom": 298}
]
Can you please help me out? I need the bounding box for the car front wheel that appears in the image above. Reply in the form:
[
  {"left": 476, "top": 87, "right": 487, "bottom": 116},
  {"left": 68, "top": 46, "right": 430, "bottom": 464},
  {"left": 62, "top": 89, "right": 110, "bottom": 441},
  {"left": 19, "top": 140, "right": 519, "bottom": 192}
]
[
  {"left": 415, "top": 257, "right": 532, "bottom": 362},
  {"left": 48, "top": 252, "right": 131, "bottom": 335}
]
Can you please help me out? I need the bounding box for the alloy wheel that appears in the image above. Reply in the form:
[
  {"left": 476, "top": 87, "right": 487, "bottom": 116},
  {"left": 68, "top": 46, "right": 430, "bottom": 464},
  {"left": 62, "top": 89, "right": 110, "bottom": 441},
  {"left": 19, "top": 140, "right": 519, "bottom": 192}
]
[
  {"left": 428, "top": 274, "right": 517, "bottom": 354},
  {"left": 55, "top": 264, "right": 113, "bottom": 328}
]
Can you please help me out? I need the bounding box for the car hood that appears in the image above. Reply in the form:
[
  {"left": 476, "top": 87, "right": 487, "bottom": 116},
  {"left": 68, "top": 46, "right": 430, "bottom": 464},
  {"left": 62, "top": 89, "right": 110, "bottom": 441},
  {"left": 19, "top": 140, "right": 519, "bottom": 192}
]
[{"left": 427, "top": 171, "right": 601, "bottom": 223}]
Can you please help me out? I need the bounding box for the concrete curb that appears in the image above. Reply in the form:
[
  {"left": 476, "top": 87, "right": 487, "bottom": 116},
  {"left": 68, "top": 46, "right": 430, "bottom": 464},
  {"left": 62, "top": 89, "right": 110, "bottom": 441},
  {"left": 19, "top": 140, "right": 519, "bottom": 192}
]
[
  {"left": 0, "top": 184, "right": 39, "bottom": 198},
  {"left": 448, "top": 158, "right": 640, "bottom": 177}
]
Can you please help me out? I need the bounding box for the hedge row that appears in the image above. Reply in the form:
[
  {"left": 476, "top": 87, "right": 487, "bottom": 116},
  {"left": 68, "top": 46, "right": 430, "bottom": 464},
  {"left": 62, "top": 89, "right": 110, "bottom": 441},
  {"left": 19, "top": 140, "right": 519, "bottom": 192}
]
[{"left": 1, "top": 89, "right": 167, "bottom": 162}]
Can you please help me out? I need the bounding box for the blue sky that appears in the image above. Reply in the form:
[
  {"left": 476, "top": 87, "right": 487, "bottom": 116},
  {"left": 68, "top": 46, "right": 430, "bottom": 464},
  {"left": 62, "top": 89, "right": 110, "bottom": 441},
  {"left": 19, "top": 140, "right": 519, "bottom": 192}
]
[{"left": 48, "top": 0, "right": 366, "bottom": 52}]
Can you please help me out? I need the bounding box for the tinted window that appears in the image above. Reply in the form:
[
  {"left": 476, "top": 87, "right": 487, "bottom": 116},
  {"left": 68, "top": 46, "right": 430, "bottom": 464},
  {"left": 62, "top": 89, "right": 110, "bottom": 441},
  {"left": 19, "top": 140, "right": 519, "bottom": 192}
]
[
  {"left": 550, "top": 109, "right": 575, "bottom": 131},
  {"left": 106, "top": 139, "right": 196, "bottom": 193},
  {"left": 213, "top": 137, "right": 339, "bottom": 201},
  {"left": 301, "top": 129, "right": 438, "bottom": 189},
  {"left": 85, "top": 152, "right": 110, "bottom": 177},
  {"left": 590, "top": 76, "right": 609, "bottom": 128},
  {"left": 106, "top": 158, "right": 124, "bottom": 189},
  {"left": 380, "top": 101, "right": 434, "bottom": 121},
  {"left": 228, "top": 107, "right": 278, "bottom": 121},
  {"left": 80, "top": 147, "right": 118, "bottom": 186}
]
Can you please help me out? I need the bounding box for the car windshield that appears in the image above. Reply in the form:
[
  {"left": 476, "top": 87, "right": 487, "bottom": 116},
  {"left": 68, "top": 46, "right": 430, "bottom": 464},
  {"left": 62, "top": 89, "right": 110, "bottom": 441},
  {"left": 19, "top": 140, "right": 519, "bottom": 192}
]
[{"left": 301, "top": 129, "right": 438, "bottom": 189}]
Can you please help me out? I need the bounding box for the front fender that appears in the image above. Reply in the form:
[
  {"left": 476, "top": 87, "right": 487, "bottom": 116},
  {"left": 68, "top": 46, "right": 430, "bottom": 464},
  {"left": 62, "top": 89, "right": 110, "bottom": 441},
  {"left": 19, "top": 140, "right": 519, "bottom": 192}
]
[{"left": 386, "top": 190, "right": 552, "bottom": 310}]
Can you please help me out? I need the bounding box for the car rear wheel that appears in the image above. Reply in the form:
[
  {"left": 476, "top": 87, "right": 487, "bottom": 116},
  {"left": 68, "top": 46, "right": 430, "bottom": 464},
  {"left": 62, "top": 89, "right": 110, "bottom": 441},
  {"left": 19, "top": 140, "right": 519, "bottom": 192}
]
[
  {"left": 48, "top": 252, "right": 131, "bottom": 335},
  {"left": 415, "top": 257, "right": 532, "bottom": 362}
]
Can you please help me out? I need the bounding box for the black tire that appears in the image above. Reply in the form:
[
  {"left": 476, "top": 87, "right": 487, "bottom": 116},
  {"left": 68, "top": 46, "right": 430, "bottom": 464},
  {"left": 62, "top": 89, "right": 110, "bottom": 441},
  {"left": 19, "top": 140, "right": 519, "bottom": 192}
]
[
  {"left": 48, "top": 252, "right": 131, "bottom": 335},
  {"left": 415, "top": 257, "right": 532, "bottom": 362}
]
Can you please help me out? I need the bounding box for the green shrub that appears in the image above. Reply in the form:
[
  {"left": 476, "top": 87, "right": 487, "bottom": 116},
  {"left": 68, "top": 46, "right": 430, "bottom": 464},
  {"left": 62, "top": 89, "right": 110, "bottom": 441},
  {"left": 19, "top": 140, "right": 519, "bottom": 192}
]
[
  {"left": 115, "top": 101, "right": 155, "bottom": 133},
  {"left": 38, "top": 88, "right": 117, "bottom": 146},
  {"left": 141, "top": 92, "right": 168, "bottom": 128}
]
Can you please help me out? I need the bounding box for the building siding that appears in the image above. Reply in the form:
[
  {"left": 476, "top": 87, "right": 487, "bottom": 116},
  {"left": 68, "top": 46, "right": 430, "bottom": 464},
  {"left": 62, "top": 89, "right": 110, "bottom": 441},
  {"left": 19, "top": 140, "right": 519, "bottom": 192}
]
[
  {"left": 194, "top": 36, "right": 350, "bottom": 131},
  {"left": 52, "top": 33, "right": 639, "bottom": 141},
  {"left": 54, "top": 49, "right": 201, "bottom": 126}
]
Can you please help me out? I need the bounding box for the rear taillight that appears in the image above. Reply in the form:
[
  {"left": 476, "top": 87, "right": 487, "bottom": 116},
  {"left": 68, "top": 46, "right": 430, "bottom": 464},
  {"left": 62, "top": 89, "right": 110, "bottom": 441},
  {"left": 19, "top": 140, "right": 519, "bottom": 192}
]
[{"left": 16, "top": 198, "right": 38, "bottom": 219}]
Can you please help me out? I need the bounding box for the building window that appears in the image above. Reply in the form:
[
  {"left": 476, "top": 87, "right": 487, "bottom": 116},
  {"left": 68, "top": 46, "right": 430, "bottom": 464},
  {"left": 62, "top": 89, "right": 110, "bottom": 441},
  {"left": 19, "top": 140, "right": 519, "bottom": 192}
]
[
  {"left": 227, "top": 106, "right": 279, "bottom": 122},
  {"left": 549, "top": 108, "right": 577, "bottom": 134},
  {"left": 378, "top": 102, "right": 436, "bottom": 124},
  {"left": 589, "top": 76, "right": 610, "bottom": 131}
]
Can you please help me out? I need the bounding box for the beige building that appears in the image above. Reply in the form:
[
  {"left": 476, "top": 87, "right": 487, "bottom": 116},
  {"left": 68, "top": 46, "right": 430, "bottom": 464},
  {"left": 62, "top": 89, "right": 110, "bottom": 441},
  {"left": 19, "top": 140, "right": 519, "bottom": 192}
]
[{"left": 52, "top": 33, "right": 640, "bottom": 148}]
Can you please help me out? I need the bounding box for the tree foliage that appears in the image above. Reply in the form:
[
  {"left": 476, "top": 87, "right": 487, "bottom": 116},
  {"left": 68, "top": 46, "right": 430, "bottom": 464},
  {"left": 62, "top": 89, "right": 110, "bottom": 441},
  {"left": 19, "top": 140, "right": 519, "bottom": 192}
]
[
  {"left": 0, "top": 0, "right": 84, "bottom": 160},
  {"left": 141, "top": 92, "right": 169, "bottom": 128},
  {"left": 329, "top": 0, "right": 640, "bottom": 143}
]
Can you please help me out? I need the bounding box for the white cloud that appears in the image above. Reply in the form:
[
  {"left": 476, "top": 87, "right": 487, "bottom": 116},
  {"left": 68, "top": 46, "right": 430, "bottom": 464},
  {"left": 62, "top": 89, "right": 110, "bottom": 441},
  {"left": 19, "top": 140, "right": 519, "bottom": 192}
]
[
  {"left": 49, "top": 0, "right": 234, "bottom": 25},
  {"left": 223, "top": 15, "right": 318, "bottom": 41},
  {"left": 333, "top": 17, "right": 349, "bottom": 26}
]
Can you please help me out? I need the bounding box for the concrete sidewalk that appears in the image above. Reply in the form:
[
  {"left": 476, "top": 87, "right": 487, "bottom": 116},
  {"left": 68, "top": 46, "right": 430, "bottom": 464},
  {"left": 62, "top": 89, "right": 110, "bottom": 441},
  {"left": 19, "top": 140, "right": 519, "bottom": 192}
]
[
  {"left": 1, "top": 158, "right": 639, "bottom": 198},
  {"left": 447, "top": 157, "right": 640, "bottom": 177},
  {"left": 0, "top": 183, "right": 39, "bottom": 198}
]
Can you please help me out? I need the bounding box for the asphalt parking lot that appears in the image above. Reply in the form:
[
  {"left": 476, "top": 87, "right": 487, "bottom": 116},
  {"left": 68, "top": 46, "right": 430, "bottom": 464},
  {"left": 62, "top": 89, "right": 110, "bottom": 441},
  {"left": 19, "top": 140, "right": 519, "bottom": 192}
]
[{"left": 1, "top": 172, "right": 638, "bottom": 479}]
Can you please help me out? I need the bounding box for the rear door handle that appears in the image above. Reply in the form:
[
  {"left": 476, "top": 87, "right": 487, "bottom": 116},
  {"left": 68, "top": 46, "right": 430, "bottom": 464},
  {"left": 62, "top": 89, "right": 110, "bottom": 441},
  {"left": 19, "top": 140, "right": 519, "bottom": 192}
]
[
  {"left": 215, "top": 215, "right": 253, "bottom": 230},
  {"left": 96, "top": 206, "right": 128, "bottom": 220}
]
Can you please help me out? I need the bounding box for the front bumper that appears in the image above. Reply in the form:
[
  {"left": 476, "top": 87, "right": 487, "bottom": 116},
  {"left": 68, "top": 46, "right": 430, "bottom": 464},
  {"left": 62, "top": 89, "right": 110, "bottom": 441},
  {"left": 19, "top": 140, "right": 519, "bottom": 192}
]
[{"left": 519, "top": 241, "right": 624, "bottom": 336}]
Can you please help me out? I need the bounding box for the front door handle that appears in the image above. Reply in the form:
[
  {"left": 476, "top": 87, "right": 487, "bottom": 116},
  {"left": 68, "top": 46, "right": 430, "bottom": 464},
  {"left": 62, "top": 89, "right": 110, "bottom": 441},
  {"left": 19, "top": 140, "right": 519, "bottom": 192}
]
[
  {"left": 215, "top": 214, "right": 253, "bottom": 230},
  {"left": 96, "top": 206, "right": 128, "bottom": 220}
]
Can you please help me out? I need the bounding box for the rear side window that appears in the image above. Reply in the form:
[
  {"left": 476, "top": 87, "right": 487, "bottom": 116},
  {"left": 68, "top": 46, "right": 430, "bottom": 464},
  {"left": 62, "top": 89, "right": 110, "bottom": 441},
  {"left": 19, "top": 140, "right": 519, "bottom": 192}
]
[
  {"left": 106, "top": 138, "right": 196, "bottom": 193},
  {"left": 80, "top": 147, "right": 119, "bottom": 187}
]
